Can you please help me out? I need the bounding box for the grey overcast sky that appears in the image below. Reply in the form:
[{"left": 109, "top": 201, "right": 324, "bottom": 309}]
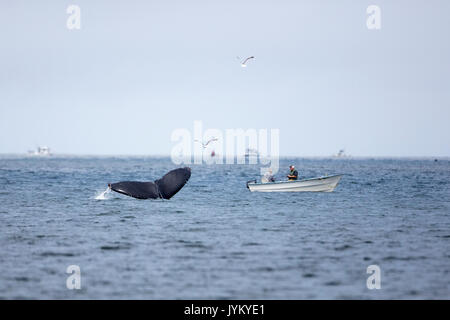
[{"left": 0, "top": 0, "right": 449, "bottom": 156}]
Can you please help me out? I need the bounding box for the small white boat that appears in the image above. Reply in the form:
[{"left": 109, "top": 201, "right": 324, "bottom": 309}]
[
  {"left": 333, "top": 149, "right": 351, "bottom": 158},
  {"left": 27, "top": 146, "right": 51, "bottom": 156},
  {"left": 247, "top": 175, "right": 342, "bottom": 192}
]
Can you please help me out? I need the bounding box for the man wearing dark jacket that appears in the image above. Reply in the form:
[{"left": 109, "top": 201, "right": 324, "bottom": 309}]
[{"left": 287, "top": 165, "right": 298, "bottom": 181}]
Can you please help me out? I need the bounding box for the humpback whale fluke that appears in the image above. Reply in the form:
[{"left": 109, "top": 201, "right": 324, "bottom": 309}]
[{"left": 108, "top": 167, "right": 191, "bottom": 200}]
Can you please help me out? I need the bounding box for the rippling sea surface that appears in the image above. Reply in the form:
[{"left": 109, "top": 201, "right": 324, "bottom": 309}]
[{"left": 0, "top": 156, "right": 449, "bottom": 299}]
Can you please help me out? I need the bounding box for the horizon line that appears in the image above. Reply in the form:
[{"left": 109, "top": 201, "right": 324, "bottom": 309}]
[{"left": 0, "top": 153, "right": 448, "bottom": 160}]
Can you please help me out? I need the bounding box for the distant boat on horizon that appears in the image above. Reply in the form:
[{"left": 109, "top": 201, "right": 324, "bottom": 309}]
[
  {"left": 28, "top": 146, "right": 52, "bottom": 156},
  {"left": 333, "top": 149, "right": 351, "bottom": 158},
  {"left": 244, "top": 148, "right": 259, "bottom": 162}
]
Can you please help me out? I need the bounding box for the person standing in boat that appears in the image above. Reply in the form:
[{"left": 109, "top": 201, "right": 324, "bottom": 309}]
[{"left": 287, "top": 165, "right": 298, "bottom": 181}]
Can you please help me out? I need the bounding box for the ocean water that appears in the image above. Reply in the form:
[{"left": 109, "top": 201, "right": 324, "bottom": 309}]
[{"left": 0, "top": 156, "right": 449, "bottom": 299}]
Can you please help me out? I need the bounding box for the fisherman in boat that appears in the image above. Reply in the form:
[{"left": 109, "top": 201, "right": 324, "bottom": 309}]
[{"left": 287, "top": 165, "right": 298, "bottom": 181}]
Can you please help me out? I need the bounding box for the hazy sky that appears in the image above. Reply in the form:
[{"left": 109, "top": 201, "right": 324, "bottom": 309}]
[{"left": 0, "top": 0, "right": 449, "bottom": 156}]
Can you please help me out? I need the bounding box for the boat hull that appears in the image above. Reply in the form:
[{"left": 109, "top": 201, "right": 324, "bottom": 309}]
[{"left": 247, "top": 175, "right": 342, "bottom": 192}]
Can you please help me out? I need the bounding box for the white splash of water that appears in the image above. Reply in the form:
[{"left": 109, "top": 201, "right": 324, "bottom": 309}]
[{"left": 95, "top": 187, "right": 111, "bottom": 200}]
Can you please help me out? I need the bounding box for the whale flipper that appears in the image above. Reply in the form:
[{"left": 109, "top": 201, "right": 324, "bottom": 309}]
[{"left": 109, "top": 167, "right": 191, "bottom": 200}]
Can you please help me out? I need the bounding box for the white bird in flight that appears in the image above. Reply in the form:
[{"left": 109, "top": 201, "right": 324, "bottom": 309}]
[
  {"left": 239, "top": 56, "right": 255, "bottom": 68},
  {"left": 194, "top": 137, "right": 218, "bottom": 149}
]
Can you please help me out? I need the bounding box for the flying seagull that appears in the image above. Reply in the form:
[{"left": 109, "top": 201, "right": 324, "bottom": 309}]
[
  {"left": 194, "top": 137, "right": 218, "bottom": 149},
  {"left": 240, "top": 56, "right": 255, "bottom": 67}
]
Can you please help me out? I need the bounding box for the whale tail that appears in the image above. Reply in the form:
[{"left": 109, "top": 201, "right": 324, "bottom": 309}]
[
  {"left": 109, "top": 167, "right": 191, "bottom": 200},
  {"left": 155, "top": 167, "right": 191, "bottom": 199}
]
